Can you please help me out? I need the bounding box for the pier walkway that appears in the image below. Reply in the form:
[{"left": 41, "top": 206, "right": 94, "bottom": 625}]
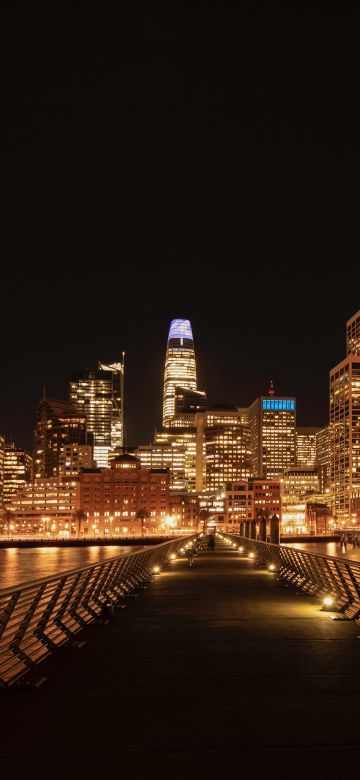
[{"left": 1, "top": 538, "right": 360, "bottom": 778}]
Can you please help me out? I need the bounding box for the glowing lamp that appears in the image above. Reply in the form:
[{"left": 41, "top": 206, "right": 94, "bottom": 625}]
[
  {"left": 249, "top": 552, "right": 255, "bottom": 559},
  {"left": 153, "top": 566, "right": 160, "bottom": 575},
  {"left": 323, "top": 596, "right": 334, "bottom": 608},
  {"left": 268, "top": 563, "right": 276, "bottom": 572},
  {"left": 170, "top": 553, "right": 176, "bottom": 561}
]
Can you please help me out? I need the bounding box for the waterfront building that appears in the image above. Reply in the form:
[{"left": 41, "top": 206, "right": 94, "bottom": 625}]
[
  {"left": 169, "top": 492, "right": 199, "bottom": 530},
  {"left": 79, "top": 453, "right": 170, "bottom": 535},
  {"left": 248, "top": 390, "right": 296, "bottom": 479},
  {"left": 316, "top": 426, "right": 331, "bottom": 492},
  {"left": 6, "top": 479, "right": 80, "bottom": 535},
  {"left": 296, "top": 427, "right": 321, "bottom": 469},
  {"left": 33, "top": 397, "right": 88, "bottom": 480},
  {"left": 195, "top": 405, "right": 251, "bottom": 493},
  {"left": 3, "top": 443, "right": 32, "bottom": 505},
  {"left": 70, "top": 359, "right": 124, "bottom": 468},
  {"left": 162, "top": 319, "right": 198, "bottom": 427},
  {"left": 280, "top": 467, "right": 319, "bottom": 534}
]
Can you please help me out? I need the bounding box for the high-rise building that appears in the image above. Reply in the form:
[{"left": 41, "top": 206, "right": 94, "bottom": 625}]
[
  {"left": 316, "top": 426, "right": 330, "bottom": 492},
  {"left": 296, "top": 427, "right": 321, "bottom": 469},
  {"left": 249, "top": 392, "right": 296, "bottom": 479},
  {"left": 346, "top": 309, "right": 360, "bottom": 356},
  {"left": 0, "top": 434, "right": 4, "bottom": 516},
  {"left": 136, "top": 441, "right": 187, "bottom": 492},
  {"left": 163, "top": 319, "right": 198, "bottom": 427},
  {"left": 330, "top": 353, "right": 360, "bottom": 524},
  {"left": 172, "top": 387, "right": 207, "bottom": 428},
  {"left": 195, "top": 405, "right": 251, "bottom": 493},
  {"left": 33, "top": 397, "right": 89, "bottom": 480},
  {"left": 70, "top": 358, "right": 124, "bottom": 468},
  {"left": 155, "top": 427, "right": 197, "bottom": 492},
  {"left": 3, "top": 443, "right": 32, "bottom": 505}
]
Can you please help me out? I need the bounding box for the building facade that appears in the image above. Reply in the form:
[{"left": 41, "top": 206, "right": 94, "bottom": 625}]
[
  {"left": 162, "top": 319, "right": 198, "bottom": 427},
  {"left": 79, "top": 453, "right": 170, "bottom": 535},
  {"left": 280, "top": 467, "right": 319, "bottom": 534},
  {"left": 6, "top": 479, "right": 80, "bottom": 535},
  {"left": 249, "top": 395, "right": 296, "bottom": 479},
  {"left": 154, "top": 427, "right": 197, "bottom": 492},
  {"left": 0, "top": 434, "right": 4, "bottom": 516},
  {"left": 330, "top": 353, "right": 360, "bottom": 524},
  {"left": 3, "top": 443, "right": 32, "bottom": 505},
  {"left": 296, "top": 427, "right": 321, "bottom": 469},
  {"left": 224, "top": 479, "right": 281, "bottom": 532},
  {"left": 346, "top": 309, "right": 360, "bottom": 356},
  {"left": 33, "top": 397, "right": 89, "bottom": 480},
  {"left": 195, "top": 406, "right": 251, "bottom": 493},
  {"left": 58, "top": 443, "right": 93, "bottom": 480},
  {"left": 70, "top": 362, "right": 123, "bottom": 468}
]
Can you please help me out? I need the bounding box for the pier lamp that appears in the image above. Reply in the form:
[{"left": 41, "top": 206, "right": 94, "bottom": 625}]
[
  {"left": 238, "top": 546, "right": 244, "bottom": 553},
  {"left": 268, "top": 563, "right": 276, "bottom": 572},
  {"left": 248, "top": 552, "right": 255, "bottom": 560},
  {"left": 152, "top": 565, "right": 161, "bottom": 575},
  {"left": 322, "top": 596, "right": 334, "bottom": 610},
  {"left": 170, "top": 553, "right": 176, "bottom": 562}
]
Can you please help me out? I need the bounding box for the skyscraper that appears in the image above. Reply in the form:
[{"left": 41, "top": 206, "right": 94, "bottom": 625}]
[
  {"left": 70, "top": 358, "right": 124, "bottom": 468},
  {"left": 163, "top": 319, "right": 198, "bottom": 427},
  {"left": 330, "top": 312, "right": 360, "bottom": 523},
  {"left": 296, "top": 427, "right": 321, "bottom": 469},
  {"left": 249, "top": 392, "right": 296, "bottom": 479},
  {"left": 346, "top": 309, "right": 360, "bottom": 356},
  {"left": 195, "top": 405, "right": 251, "bottom": 493},
  {"left": 316, "top": 426, "right": 330, "bottom": 492},
  {"left": 33, "top": 397, "right": 89, "bottom": 479}
]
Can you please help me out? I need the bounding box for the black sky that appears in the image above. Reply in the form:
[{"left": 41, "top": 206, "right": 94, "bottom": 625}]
[{"left": 4, "top": 6, "right": 360, "bottom": 451}]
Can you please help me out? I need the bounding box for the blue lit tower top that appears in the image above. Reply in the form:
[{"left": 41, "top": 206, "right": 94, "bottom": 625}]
[{"left": 163, "top": 319, "right": 197, "bottom": 426}]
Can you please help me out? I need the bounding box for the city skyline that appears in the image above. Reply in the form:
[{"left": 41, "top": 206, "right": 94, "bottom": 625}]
[{"left": 1, "top": 299, "right": 360, "bottom": 453}]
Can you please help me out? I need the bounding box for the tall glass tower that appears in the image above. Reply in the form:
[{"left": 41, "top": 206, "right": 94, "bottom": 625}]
[{"left": 162, "top": 319, "right": 197, "bottom": 427}]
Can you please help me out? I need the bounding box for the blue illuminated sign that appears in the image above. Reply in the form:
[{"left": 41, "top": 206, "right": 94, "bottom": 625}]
[{"left": 262, "top": 399, "right": 295, "bottom": 411}]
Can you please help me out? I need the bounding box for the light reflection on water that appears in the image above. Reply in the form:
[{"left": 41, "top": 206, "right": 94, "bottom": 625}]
[
  {"left": 285, "top": 540, "right": 360, "bottom": 563},
  {"left": 0, "top": 546, "right": 140, "bottom": 590}
]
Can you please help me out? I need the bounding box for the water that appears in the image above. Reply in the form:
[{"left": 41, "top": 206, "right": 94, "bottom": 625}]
[
  {"left": 0, "top": 546, "right": 140, "bottom": 590},
  {"left": 284, "top": 540, "right": 360, "bottom": 564}
]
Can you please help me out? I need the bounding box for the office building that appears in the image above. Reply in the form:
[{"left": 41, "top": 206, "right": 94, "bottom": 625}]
[
  {"left": 296, "top": 427, "right": 321, "bottom": 469},
  {"left": 330, "top": 354, "right": 360, "bottom": 524},
  {"left": 33, "top": 397, "right": 89, "bottom": 480},
  {"left": 6, "top": 479, "right": 80, "bottom": 535},
  {"left": 346, "top": 309, "right": 360, "bottom": 356},
  {"left": 249, "top": 391, "right": 296, "bottom": 479},
  {"left": 58, "top": 443, "right": 93, "bottom": 479},
  {"left": 70, "top": 358, "right": 124, "bottom": 468},
  {"left": 280, "top": 467, "right": 319, "bottom": 533},
  {"left": 163, "top": 319, "right": 198, "bottom": 427},
  {"left": 155, "top": 427, "right": 197, "bottom": 492},
  {"left": 224, "top": 479, "right": 281, "bottom": 532},
  {"left": 196, "top": 405, "right": 251, "bottom": 493},
  {"left": 3, "top": 443, "right": 32, "bottom": 505},
  {"left": 136, "top": 441, "right": 186, "bottom": 492}
]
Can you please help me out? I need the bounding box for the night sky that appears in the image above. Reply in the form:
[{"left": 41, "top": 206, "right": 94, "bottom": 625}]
[{"left": 4, "top": 7, "right": 360, "bottom": 452}]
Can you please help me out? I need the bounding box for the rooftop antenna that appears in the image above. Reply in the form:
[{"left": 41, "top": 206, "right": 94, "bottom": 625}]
[
  {"left": 121, "top": 352, "right": 125, "bottom": 450},
  {"left": 268, "top": 379, "right": 275, "bottom": 397}
]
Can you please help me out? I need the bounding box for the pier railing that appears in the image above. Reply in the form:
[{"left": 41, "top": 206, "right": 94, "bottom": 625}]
[
  {"left": 225, "top": 534, "right": 360, "bottom": 623},
  {"left": 0, "top": 536, "right": 195, "bottom": 686}
]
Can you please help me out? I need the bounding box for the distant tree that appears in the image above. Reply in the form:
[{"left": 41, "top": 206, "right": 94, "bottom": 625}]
[
  {"left": 72, "top": 510, "right": 87, "bottom": 537},
  {"left": 135, "top": 508, "right": 150, "bottom": 537}
]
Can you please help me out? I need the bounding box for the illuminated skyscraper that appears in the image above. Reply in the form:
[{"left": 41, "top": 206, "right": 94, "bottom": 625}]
[
  {"left": 163, "top": 319, "right": 198, "bottom": 427},
  {"left": 70, "top": 357, "right": 124, "bottom": 468},
  {"left": 195, "top": 405, "right": 251, "bottom": 493},
  {"left": 296, "top": 427, "right": 321, "bottom": 469},
  {"left": 249, "top": 393, "right": 296, "bottom": 479},
  {"left": 330, "top": 352, "right": 360, "bottom": 524},
  {"left": 316, "top": 426, "right": 330, "bottom": 492},
  {"left": 33, "top": 397, "right": 89, "bottom": 479},
  {"left": 346, "top": 309, "right": 360, "bottom": 356}
]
